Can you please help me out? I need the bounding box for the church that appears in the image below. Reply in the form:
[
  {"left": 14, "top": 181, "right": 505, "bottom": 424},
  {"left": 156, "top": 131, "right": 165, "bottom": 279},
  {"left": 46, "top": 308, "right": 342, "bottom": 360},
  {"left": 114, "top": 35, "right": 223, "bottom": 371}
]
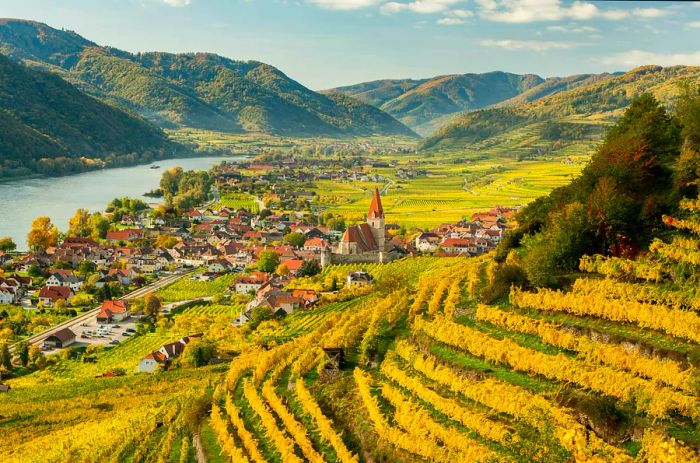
[{"left": 321, "top": 188, "right": 403, "bottom": 266}]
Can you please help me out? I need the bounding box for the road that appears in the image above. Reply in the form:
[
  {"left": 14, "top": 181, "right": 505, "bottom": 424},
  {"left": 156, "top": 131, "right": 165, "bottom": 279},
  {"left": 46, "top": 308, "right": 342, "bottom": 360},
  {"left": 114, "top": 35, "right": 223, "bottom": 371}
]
[{"left": 14, "top": 270, "right": 189, "bottom": 350}]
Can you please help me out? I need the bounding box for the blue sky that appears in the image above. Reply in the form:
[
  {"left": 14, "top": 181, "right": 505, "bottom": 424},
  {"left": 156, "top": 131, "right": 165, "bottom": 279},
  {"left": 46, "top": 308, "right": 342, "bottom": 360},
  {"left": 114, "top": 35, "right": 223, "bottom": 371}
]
[{"left": 1, "top": 0, "right": 699, "bottom": 89}]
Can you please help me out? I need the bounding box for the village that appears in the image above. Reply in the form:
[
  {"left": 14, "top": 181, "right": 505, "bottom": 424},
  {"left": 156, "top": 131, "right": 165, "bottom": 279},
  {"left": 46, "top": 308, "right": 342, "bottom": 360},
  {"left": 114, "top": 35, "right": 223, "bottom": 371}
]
[{"left": 0, "top": 160, "right": 514, "bottom": 379}]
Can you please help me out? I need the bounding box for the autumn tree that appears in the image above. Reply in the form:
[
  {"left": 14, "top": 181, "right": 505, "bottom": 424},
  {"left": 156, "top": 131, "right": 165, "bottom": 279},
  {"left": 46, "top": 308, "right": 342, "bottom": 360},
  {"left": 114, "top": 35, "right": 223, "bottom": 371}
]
[
  {"left": 68, "top": 208, "right": 91, "bottom": 237},
  {"left": 27, "top": 216, "right": 59, "bottom": 252},
  {"left": 144, "top": 293, "right": 162, "bottom": 321},
  {"left": 88, "top": 213, "right": 110, "bottom": 240}
]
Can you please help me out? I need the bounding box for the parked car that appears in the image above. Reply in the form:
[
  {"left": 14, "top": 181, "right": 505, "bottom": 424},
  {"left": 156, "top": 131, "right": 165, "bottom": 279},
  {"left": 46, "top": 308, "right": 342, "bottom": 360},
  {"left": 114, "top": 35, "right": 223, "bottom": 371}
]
[
  {"left": 125, "top": 328, "right": 136, "bottom": 333},
  {"left": 122, "top": 332, "right": 131, "bottom": 337},
  {"left": 109, "top": 339, "right": 120, "bottom": 345}
]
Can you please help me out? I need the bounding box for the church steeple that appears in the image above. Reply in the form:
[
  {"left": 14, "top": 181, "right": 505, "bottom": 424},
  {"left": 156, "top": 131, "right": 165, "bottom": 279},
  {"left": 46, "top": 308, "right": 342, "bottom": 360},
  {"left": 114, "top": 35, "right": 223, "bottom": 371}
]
[{"left": 368, "top": 188, "right": 384, "bottom": 220}]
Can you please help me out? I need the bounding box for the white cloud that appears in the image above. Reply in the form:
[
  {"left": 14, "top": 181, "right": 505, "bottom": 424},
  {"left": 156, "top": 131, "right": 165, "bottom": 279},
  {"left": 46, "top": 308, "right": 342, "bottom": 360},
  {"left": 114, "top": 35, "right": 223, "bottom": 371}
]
[
  {"left": 475, "top": 0, "right": 634, "bottom": 23},
  {"left": 546, "top": 24, "right": 598, "bottom": 33},
  {"left": 689, "top": 21, "right": 700, "bottom": 28},
  {"left": 308, "top": 0, "right": 381, "bottom": 10},
  {"left": 632, "top": 8, "right": 670, "bottom": 18},
  {"left": 160, "top": 0, "right": 191, "bottom": 6},
  {"left": 481, "top": 38, "right": 580, "bottom": 51},
  {"left": 437, "top": 17, "right": 465, "bottom": 25},
  {"left": 381, "top": 0, "right": 461, "bottom": 14},
  {"left": 602, "top": 50, "right": 700, "bottom": 68}
]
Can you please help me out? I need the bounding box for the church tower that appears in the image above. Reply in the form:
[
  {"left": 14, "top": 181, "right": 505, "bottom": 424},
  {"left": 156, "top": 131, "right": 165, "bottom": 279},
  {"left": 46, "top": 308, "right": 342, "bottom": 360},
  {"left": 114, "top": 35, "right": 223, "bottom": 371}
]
[{"left": 367, "top": 188, "right": 385, "bottom": 253}]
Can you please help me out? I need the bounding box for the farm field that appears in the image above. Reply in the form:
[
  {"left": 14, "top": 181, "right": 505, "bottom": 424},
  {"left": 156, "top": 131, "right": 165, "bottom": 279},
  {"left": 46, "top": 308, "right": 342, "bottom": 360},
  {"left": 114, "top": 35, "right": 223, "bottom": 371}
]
[
  {"left": 214, "top": 192, "right": 259, "bottom": 212},
  {"left": 321, "top": 153, "right": 587, "bottom": 228}
]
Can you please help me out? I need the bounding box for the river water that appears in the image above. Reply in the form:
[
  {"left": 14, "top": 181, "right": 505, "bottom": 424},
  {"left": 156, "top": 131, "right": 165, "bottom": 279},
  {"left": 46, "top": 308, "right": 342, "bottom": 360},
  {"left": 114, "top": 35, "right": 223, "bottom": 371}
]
[{"left": 0, "top": 156, "right": 244, "bottom": 251}]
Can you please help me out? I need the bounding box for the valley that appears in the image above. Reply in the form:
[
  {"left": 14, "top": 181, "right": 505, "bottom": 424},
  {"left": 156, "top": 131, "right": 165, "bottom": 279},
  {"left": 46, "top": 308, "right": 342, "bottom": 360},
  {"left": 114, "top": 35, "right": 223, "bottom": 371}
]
[{"left": 2, "top": 10, "right": 700, "bottom": 463}]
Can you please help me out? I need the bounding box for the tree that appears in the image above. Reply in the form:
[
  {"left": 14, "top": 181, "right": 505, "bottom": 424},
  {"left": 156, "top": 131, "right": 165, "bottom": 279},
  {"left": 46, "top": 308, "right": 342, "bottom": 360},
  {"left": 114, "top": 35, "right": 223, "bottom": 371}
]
[
  {"left": 276, "top": 263, "right": 289, "bottom": 276},
  {"left": 155, "top": 234, "right": 179, "bottom": 248},
  {"left": 68, "top": 208, "right": 91, "bottom": 237},
  {"left": 258, "top": 250, "right": 280, "bottom": 273},
  {"left": 88, "top": 213, "right": 110, "bottom": 240},
  {"left": 297, "top": 259, "right": 321, "bottom": 278},
  {"left": 27, "top": 216, "right": 59, "bottom": 252},
  {"left": 16, "top": 341, "right": 29, "bottom": 367},
  {"left": 29, "top": 344, "right": 44, "bottom": 365},
  {"left": 283, "top": 232, "right": 306, "bottom": 248},
  {"left": 0, "top": 343, "right": 12, "bottom": 370},
  {"left": 27, "top": 265, "right": 43, "bottom": 278},
  {"left": 0, "top": 236, "right": 16, "bottom": 252},
  {"left": 54, "top": 299, "right": 67, "bottom": 312},
  {"left": 77, "top": 260, "right": 97, "bottom": 278},
  {"left": 144, "top": 293, "right": 162, "bottom": 321},
  {"left": 182, "top": 338, "right": 216, "bottom": 368},
  {"left": 249, "top": 305, "right": 273, "bottom": 329}
]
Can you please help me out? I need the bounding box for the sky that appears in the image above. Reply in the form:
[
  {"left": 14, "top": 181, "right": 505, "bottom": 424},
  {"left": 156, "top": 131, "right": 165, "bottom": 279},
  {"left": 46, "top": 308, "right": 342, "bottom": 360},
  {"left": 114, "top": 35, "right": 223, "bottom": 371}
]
[{"left": 0, "top": 0, "right": 699, "bottom": 89}]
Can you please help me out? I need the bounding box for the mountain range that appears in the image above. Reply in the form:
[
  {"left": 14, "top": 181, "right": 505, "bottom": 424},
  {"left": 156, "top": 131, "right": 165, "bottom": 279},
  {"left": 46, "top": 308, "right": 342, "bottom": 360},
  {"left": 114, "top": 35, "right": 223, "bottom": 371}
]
[
  {"left": 0, "top": 53, "right": 175, "bottom": 178},
  {"left": 421, "top": 65, "right": 700, "bottom": 150},
  {"left": 330, "top": 72, "right": 621, "bottom": 136},
  {"left": 0, "top": 19, "right": 415, "bottom": 138}
]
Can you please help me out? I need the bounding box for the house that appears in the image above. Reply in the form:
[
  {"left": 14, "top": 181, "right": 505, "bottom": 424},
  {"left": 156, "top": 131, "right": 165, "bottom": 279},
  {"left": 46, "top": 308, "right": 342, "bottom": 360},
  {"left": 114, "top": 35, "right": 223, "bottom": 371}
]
[
  {"left": 303, "top": 237, "right": 330, "bottom": 252},
  {"left": 97, "top": 299, "right": 130, "bottom": 323},
  {"left": 45, "top": 270, "right": 83, "bottom": 291},
  {"left": 38, "top": 286, "right": 73, "bottom": 307},
  {"left": 283, "top": 259, "right": 304, "bottom": 275},
  {"left": 233, "top": 272, "right": 270, "bottom": 294},
  {"left": 208, "top": 259, "right": 234, "bottom": 273},
  {"left": 108, "top": 269, "right": 136, "bottom": 285},
  {"left": 0, "top": 288, "right": 14, "bottom": 304},
  {"left": 106, "top": 229, "right": 144, "bottom": 242},
  {"left": 415, "top": 232, "right": 441, "bottom": 253},
  {"left": 138, "top": 351, "right": 167, "bottom": 374},
  {"left": 138, "top": 333, "right": 203, "bottom": 373},
  {"left": 43, "top": 327, "right": 76, "bottom": 348},
  {"left": 441, "top": 238, "right": 473, "bottom": 255},
  {"left": 347, "top": 270, "right": 373, "bottom": 287}
]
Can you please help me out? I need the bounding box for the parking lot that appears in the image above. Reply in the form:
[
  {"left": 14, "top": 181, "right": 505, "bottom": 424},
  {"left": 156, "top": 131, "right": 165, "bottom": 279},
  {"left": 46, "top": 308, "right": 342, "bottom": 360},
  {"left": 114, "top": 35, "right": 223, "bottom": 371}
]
[{"left": 42, "top": 314, "right": 144, "bottom": 354}]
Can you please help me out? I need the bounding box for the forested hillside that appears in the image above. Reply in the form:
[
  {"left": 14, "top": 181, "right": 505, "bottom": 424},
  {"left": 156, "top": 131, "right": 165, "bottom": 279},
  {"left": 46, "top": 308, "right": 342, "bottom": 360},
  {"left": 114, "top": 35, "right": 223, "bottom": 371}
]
[
  {"left": 422, "top": 65, "right": 700, "bottom": 150},
  {"left": 0, "top": 19, "right": 415, "bottom": 138},
  {"left": 0, "top": 54, "right": 176, "bottom": 178},
  {"left": 333, "top": 72, "right": 544, "bottom": 135}
]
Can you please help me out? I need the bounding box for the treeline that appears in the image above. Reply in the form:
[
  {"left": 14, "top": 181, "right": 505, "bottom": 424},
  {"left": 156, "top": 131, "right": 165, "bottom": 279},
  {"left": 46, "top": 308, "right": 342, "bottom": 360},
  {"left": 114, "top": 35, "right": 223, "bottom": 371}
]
[
  {"left": 497, "top": 87, "right": 700, "bottom": 287},
  {"left": 160, "top": 167, "right": 214, "bottom": 211}
]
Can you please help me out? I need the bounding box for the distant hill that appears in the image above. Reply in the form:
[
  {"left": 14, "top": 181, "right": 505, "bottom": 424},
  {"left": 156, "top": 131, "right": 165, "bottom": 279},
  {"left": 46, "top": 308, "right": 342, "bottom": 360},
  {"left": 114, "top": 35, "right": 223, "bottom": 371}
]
[
  {"left": 421, "top": 65, "right": 700, "bottom": 150},
  {"left": 0, "top": 53, "right": 176, "bottom": 178},
  {"left": 0, "top": 19, "right": 416, "bottom": 138},
  {"left": 331, "top": 72, "right": 544, "bottom": 135}
]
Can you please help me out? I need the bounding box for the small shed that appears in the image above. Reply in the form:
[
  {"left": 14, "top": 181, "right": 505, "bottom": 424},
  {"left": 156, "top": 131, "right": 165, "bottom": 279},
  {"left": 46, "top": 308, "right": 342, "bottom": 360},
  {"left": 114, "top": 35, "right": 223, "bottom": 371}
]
[
  {"left": 322, "top": 347, "right": 345, "bottom": 370},
  {"left": 44, "top": 327, "right": 77, "bottom": 348}
]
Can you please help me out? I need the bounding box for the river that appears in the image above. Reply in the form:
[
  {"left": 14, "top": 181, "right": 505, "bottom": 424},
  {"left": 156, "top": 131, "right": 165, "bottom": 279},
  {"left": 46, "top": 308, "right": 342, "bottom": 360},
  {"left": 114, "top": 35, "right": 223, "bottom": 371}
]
[{"left": 0, "top": 156, "right": 245, "bottom": 251}]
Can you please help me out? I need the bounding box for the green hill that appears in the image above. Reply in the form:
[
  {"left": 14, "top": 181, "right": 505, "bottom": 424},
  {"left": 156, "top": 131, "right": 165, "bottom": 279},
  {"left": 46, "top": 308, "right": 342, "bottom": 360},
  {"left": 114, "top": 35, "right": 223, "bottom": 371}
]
[
  {"left": 332, "top": 71, "right": 545, "bottom": 135},
  {"left": 0, "top": 53, "right": 176, "bottom": 177},
  {"left": 421, "top": 65, "right": 700, "bottom": 151},
  {"left": 0, "top": 19, "right": 416, "bottom": 138}
]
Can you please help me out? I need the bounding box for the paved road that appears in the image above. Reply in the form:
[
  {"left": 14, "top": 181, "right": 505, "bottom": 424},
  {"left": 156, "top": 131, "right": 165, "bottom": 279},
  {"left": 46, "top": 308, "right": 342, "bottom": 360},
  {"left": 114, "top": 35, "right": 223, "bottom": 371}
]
[{"left": 14, "top": 270, "right": 189, "bottom": 350}]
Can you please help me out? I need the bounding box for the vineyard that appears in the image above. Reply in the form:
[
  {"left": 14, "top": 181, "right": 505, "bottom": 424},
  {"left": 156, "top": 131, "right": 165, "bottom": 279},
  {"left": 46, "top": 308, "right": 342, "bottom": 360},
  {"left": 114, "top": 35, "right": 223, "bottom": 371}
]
[
  {"left": 215, "top": 192, "right": 260, "bottom": 213},
  {"left": 156, "top": 272, "right": 237, "bottom": 302},
  {"left": 4, "top": 199, "right": 700, "bottom": 461}
]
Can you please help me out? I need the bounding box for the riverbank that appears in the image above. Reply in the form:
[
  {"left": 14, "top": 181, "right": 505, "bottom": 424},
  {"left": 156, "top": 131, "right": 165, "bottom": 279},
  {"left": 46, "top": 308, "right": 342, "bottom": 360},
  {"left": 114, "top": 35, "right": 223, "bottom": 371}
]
[{"left": 0, "top": 155, "right": 246, "bottom": 251}]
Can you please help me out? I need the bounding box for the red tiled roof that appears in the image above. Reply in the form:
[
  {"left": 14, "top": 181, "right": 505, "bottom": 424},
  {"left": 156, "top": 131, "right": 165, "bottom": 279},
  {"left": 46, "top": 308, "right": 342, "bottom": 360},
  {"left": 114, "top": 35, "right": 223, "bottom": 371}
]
[
  {"left": 38, "top": 286, "right": 72, "bottom": 301},
  {"left": 101, "top": 299, "right": 129, "bottom": 314},
  {"left": 341, "top": 223, "right": 378, "bottom": 252}
]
